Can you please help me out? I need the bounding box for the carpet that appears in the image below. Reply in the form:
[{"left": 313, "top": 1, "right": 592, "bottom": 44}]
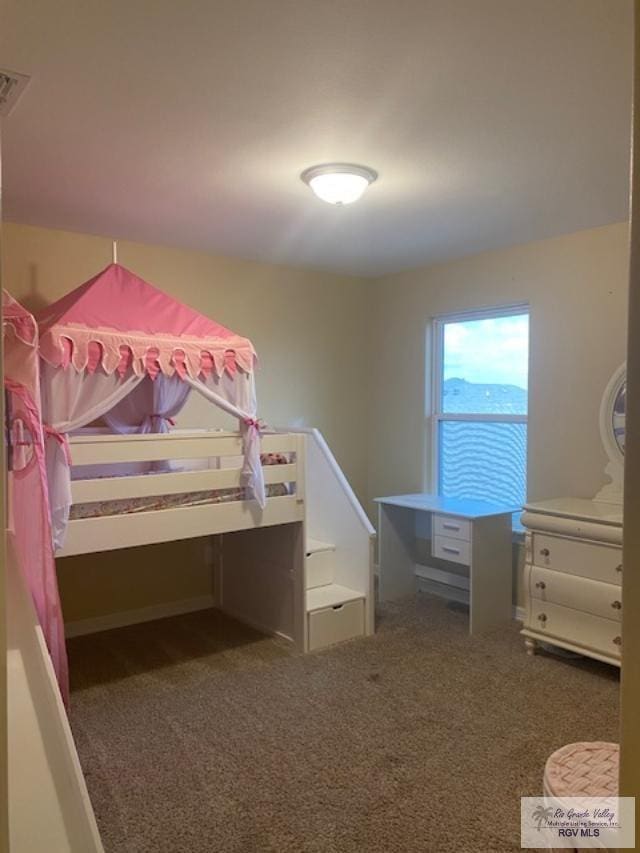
[{"left": 68, "top": 594, "right": 619, "bottom": 853}]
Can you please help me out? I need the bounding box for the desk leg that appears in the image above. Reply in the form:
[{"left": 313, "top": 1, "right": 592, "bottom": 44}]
[
  {"left": 378, "top": 504, "right": 416, "bottom": 601},
  {"left": 469, "top": 514, "right": 513, "bottom": 633}
]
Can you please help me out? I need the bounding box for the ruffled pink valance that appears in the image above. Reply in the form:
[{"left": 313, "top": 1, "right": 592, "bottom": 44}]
[
  {"left": 39, "top": 324, "right": 257, "bottom": 379},
  {"left": 36, "top": 263, "right": 258, "bottom": 380}
]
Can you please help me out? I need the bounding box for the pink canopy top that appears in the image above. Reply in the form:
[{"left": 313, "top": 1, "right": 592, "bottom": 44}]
[{"left": 38, "top": 263, "right": 257, "bottom": 379}]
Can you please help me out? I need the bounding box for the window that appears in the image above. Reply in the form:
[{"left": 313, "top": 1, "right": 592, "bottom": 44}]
[{"left": 432, "top": 306, "right": 529, "bottom": 508}]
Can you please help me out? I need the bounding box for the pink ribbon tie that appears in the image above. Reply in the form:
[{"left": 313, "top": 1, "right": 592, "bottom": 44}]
[
  {"left": 244, "top": 417, "right": 263, "bottom": 433},
  {"left": 150, "top": 414, "right": 176, "bottom": 426},
  {"left": 44, "top": 424, "right": 72, "bottom": 465}
]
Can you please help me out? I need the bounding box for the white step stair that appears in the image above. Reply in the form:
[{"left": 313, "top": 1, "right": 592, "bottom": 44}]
[
  {"left": 306, "top": 583, "right": 364, "bottom": 613},
  {"left": 292, "top": 428, "right": 375, "bottom": 650},
  {"left": 305, "top": 538, "right": 335, "bottom": 556},
  {"left": 305, "top": 538, "right": 336, "bottom": 590}
]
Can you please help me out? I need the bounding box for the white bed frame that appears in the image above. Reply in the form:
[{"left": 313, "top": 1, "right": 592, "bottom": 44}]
[
  {"left": 58, "top": 428, "right": 310, "bottom": 650},
  {"left": 59, "top": 430, "right": 306, "bottom": 557},
  {"left": 57, "top": 427, "right": 374, "bottom": 658}
]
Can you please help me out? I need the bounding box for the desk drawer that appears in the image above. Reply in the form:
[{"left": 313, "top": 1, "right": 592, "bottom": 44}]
[
  {"left": 529, "top": 565, "right": 622, "bottom": 622},
  {"left": 532, "top": 534, "right": 622, "bottom": 585},
  {"left": 432, "top": 535, "right": 471, "bottom": 566},
  {"left": 433, "top": 514, "right": 471, "bottom": 542}
]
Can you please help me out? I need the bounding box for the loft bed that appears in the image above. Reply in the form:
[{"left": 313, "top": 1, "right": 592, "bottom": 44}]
[
  {"left": 32, "top": 261, "right": 374, "bottom": 661},
  {"left": 60, "top": 427, "right": 308, "bottom": 654},
  {"left": 37, "top": 262, "right": 271, "bottom": 551},
  {"left": 32, "top": 262, "right": 310, "bottom": 651},
  {"left": 60, "top": 428, "right": 305, "bottom": 556}
]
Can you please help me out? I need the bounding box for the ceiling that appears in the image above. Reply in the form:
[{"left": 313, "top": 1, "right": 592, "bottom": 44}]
[{"left": 0, "top": 0, "right": 633, "bottom": 277}]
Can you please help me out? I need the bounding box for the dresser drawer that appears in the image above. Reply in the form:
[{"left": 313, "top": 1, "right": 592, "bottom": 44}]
[
  {"left": 432, "top": 535, "right": 471, "bottom": 566},
  {"left": 526, "top": 599, "right": 622, "bottom": 660},
  {"left": 308, "top": 599, "right": 364, "bottom": 651},
  {"left": 529, "top": 565, "right": 622, "bottom": 622},
  {"left": 433, "top": 514, "right": 471, "bottom": 542},
  {"left": 532, "top": 533, "right": 623, "bottom": 585}
]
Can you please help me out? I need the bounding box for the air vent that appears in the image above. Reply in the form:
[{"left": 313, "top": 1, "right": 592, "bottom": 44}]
[{"left": 0, "top": 68, "right": 30, "bottom": 117}]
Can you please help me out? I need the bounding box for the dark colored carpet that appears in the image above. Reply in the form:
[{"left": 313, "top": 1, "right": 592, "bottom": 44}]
[{"left": 68, "top": 595, "right": 619, "bottom": 853}]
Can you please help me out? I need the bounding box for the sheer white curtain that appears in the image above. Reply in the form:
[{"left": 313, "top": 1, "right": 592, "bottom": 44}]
[
  {"left": 186, "top": 371, "right": 265, "bottom": 508},
  {"left": 40, "top": 362, "right": 144, "bottom": 550},
  {"left": 104, "top": 374, "right": 191, "bottom": 434},
  {"left": 104, "top": 374, "right": 192, "bottom": 473},
  {"left": 41, "top": 362, "right": 265, "bottom": 549}
]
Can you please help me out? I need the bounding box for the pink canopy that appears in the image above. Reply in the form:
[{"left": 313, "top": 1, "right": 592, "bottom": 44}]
[
  {"left": 3, "top": 290, "right": 69, "bottom": 705},
  {"left": 37, "top": 264, "right": 266, "bottom": 551},
  {"left": 39, "top": 263, "right": 257, "bottom": 379}
]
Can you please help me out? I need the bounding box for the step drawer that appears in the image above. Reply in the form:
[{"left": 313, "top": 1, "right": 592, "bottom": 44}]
[
  {"left": 308, "top": 598, "right": 364, "bottom": 651},
  {"left": 432, "top": 534, "right": 471, "bottom": 566},
  {"left": 526, "top": 599, "right": 622, "bottom": 660},
  {"left": 532, "top": 533, "right": 622, "bottom": 585},
  {"left": 306, "top": 550, "right": 334, "bottom": 590},
  {"left": 433, "top": 514, "right": 471, "bottom": 542},
  {"left": 529, "top": 565, "right": 622, "bottom": 622}
]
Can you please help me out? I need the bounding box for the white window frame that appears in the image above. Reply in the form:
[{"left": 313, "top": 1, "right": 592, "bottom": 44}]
[{"left": 430, "top": 303, "right": 529, "bottom": 498}]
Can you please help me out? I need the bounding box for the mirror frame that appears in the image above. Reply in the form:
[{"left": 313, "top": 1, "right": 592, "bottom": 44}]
[
  {"left": 599, "top": 362, "right": 626, "bottom": 465},
  {"left": 594, "top": 362, "right": 625, "bottom": 504}
]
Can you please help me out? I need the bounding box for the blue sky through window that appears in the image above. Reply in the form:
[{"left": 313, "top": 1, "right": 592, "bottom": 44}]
[
  {"left": 443, "top": 314, "right": 529, "bottom": 389},
  {"left": 437, "top": 310, "right": 529, "bottom": 508}
]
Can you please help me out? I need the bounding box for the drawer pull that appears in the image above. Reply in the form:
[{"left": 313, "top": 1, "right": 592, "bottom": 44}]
[
  {"left": 613, "top": 636, "right": 622, "bottom": 646},
  {"left": 537, "top": 613, "right": 547, "bottom": 623},
  {"left": 540, "top": 548, "right": 550, "bottom": 557},
  {"left": 611, "top": 600, "right": 622, "bottom": 610},
  {"left": 443, "top": 523, "right": 460, "bottom": 531},
  {"left": 616, "top": 564, "right": 623, "bottom": 574},
  {"left": 442, "top": 546, "right": 460, "bottom": 555},
  {"left": 535, "top": 581, "right": 546, "bottom": 590}
]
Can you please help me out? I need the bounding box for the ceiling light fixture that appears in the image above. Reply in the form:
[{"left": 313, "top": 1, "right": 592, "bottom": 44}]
[{"left": 301, "top": 163, "right": 378, "bottom": 205}]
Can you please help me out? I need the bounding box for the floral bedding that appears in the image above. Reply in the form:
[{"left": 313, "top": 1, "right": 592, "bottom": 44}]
[{"left": 70, "top": 453, "right": 291, "bottom": 520}]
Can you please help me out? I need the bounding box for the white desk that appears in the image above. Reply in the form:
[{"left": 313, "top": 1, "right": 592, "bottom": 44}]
[{"left": 375, "top": 494, "right": 518, "bottom": 634}]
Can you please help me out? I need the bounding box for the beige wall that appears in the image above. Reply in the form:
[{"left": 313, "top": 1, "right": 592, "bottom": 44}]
[
  {"left": 367, "top": 223, "right": 629, "bottom": 606},
  {"left": 2, "top": 222, "right": 369, "bottom": 623},
  {"left": 1, "top": 220, "right": 631, "bottom": 622},
  {"left": 367, "top": 222, "right": 629, "bottom": 506}
]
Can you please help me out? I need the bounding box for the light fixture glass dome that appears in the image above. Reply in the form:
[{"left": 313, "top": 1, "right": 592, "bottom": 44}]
[{"left": 301, "top": 163, "right": 378, "bottom": 205}]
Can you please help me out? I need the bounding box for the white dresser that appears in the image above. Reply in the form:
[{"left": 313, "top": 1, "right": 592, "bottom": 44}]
[{"left": 521, "top": 498, "right": 623, "bottom": 666}]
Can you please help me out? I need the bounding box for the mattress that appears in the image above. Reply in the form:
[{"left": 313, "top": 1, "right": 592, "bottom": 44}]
[{"left": 69, "top": 453, "right": 290, "bottom": 520}]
